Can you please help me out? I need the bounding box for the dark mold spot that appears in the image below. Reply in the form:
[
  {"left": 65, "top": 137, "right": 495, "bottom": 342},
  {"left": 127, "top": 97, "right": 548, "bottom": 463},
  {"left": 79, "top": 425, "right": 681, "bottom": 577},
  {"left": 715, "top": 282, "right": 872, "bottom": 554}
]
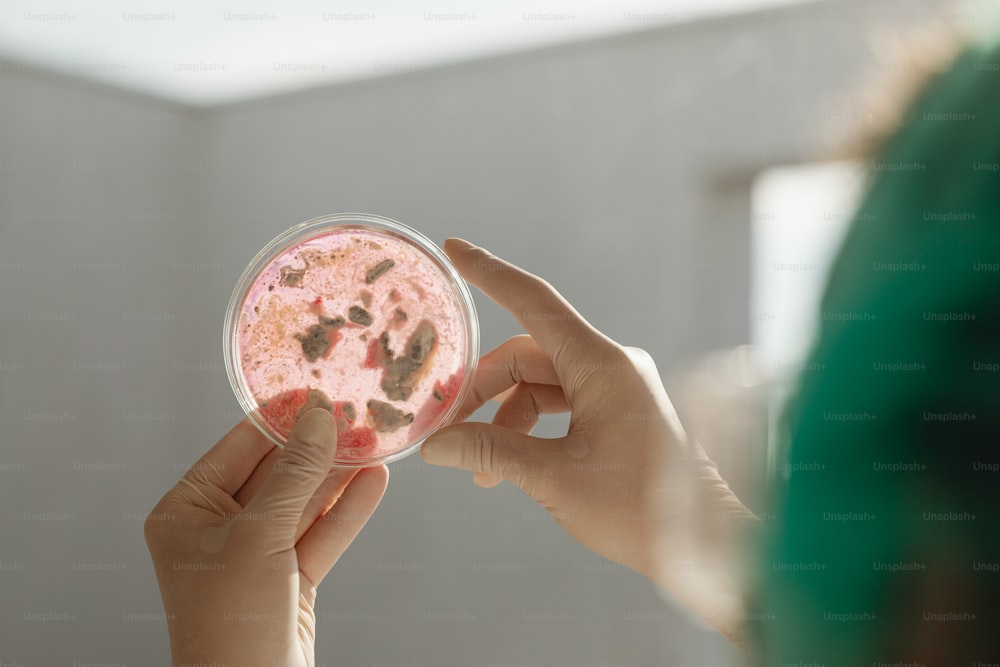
[
  {"left": 366, "top": 399, "right": 414, "bottom": 433},
  {"left": 295, "top": 316, "right": 345, "bottom": 362},
  {"left": 348, "top": 306, "right": 372, "bottom": 327},
  {"left": 365, "top": 259, "right": 395, "bottom": 284},
  {"left": 380, "top": 319, "right": 437, "bottom": 401},
  {"left": 279, "top": 265, "right": 306, "bottom": 288},
  {"left": 295, "top": 324, "right": 330, "bottom": 362}
]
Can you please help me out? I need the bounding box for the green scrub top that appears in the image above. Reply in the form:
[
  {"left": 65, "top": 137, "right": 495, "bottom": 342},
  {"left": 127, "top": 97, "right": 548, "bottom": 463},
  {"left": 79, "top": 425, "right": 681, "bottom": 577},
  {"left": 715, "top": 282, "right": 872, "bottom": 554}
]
[{"left": 750, "top": 37, "right": 1000, "bottom": 666}]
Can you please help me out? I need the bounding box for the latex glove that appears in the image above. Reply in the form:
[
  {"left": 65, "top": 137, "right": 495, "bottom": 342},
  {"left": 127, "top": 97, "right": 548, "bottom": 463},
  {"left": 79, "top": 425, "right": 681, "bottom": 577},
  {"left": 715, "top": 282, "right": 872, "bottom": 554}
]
[
  {"left": 145, "top": 408, "right": 388, "bottom": 667},
  {"left": 421, "top": 239, "right": 756, "bottom": 642}
]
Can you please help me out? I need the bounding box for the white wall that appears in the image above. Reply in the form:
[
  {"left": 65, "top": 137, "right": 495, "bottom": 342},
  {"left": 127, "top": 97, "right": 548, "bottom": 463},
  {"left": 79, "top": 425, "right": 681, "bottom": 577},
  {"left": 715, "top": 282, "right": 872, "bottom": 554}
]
[
  {"left": 0, "top": 0, "right": 949, "bottom": 664},
  {"left": 0, "top": 62, "right": 205, "bottom": 663}
]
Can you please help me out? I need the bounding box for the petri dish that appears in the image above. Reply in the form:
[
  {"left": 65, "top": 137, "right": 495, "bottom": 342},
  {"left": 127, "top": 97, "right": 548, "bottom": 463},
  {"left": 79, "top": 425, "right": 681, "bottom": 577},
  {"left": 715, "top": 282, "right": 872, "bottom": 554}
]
[{"left": 224, "top": 213, "right": 479, "bottom": 467}]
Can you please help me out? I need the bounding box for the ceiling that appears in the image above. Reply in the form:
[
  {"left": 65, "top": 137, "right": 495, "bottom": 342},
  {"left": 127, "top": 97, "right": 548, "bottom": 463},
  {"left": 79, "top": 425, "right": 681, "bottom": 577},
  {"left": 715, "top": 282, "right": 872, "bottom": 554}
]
[{"left": 0, "top": 0, "right": 812, "bottom": 106}]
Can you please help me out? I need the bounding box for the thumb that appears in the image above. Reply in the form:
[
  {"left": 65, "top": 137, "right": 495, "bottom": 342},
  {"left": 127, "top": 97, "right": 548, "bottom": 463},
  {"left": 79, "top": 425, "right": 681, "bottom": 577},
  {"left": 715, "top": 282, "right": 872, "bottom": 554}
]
[
  {"left": 239, "top": 408, "right": 339, "bottom": 546},
  {"left": 421, "top": 422, "right": 551, "bottom": 492}
]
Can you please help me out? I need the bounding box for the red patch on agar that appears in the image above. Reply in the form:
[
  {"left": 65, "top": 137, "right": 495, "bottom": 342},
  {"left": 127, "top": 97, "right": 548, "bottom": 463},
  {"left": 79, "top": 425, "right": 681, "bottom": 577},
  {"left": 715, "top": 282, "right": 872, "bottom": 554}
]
[
  {"left": 434, "top": 372, "right": 463, "bottom": 404},
  {"left": 322, "top": 327, "right": 343, "bottom": 358},
  {"left": 256, "top": 388, "right": 311, "bottom": 438},
  {"left": 363, "top": 337, "right": 380, "bottom": 369},
  {"left": 363, "top": 332, "right": 394, "bottom": 369},
  {"left": 337, "top": 426, "right": 378, "bottom": 457},
  {"left": 410, "top": 371, "right": 463, "bottom": 435}
]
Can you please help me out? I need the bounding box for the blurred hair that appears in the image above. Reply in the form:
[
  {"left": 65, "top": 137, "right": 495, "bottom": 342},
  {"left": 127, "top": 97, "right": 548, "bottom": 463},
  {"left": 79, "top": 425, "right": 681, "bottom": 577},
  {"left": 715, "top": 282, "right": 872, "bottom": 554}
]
[{"left": 836, "top": 18, "right": 964, "bottom": 160}]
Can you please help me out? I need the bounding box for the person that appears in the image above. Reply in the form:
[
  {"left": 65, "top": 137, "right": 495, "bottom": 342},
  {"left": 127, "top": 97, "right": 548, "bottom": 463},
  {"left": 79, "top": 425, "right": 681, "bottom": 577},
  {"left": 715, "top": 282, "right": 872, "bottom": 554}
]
[
  {"left": 146, "top": 234, "right": 753, "bottom": 664},
  {"left": 146, "top": 33, "right": 1000, "bottom": 667}
]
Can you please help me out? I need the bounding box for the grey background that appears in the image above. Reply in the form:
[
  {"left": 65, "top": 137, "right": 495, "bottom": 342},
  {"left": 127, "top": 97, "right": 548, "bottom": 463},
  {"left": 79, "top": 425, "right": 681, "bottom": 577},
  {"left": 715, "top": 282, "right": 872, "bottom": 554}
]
[{"left": 0, "top": 0, "right": 949, "bottom": 664}]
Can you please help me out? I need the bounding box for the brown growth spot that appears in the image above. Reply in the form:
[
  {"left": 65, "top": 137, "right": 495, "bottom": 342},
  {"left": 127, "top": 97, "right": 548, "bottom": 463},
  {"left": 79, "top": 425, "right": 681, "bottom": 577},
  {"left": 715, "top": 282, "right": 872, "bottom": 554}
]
[
  {"left": 366, "top": 399, "right": 414, "bottom": 433},
  {"left": 295, "top": 325, "right": 329, "bottom": 362},
  {"left": 348, "top": 306, "right": 372, "bottom": 326},
  {"left": 380, "top": 319, "right": 437, "bottom": 401},
  {"left": 365, "top": 259, "right": 395, "bottom": 284},
  {"left": 295, "top": 316, "right": 345, "bottom": 362},
  {"left": 279, "top": 265, "right": 306, "bottom": 287}
]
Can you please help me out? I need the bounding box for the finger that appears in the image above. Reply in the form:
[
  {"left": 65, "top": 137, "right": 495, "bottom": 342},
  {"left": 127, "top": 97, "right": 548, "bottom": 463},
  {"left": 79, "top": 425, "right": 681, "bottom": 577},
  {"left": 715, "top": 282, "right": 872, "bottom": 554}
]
[
  {"left": 297, "top": 465, "right": 389, "bottom": 586},
  {"left": 232, "top": 446, "right": 283, "bottom": 507},
  {"left": 475, "top": 382, "right": 570, "bottom": 488},
  {"left": 472, "top": 471, "right": 503, "bottom": 488},
  {"left": 495, "top": 382, "right": 569, "bottom": 420},
  {"left": 294, "top": 467, "right": 359, "bottom": 544},
  {"left": 422, "top": 421, "right": 562, "bottom": 492},
  {"left": 491, "top": 385, "right": 517, "bottom": 404},
  {"left": 444, "top": 238, "right": 614, "bottom": 395},
  {"left": 180, "top": 419, "right": 276, "bottom": 496},
  {"left": 238, "top": 408, "right": 339, "bottom": 547},
  {"left": 457, "top": 335, "right": 560, "bottom": 422}
]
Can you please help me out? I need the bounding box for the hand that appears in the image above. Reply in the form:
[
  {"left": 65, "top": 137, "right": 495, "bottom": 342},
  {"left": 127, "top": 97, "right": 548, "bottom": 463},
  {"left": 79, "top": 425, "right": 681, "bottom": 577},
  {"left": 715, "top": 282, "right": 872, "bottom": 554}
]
[
  {"left": 145, "top": 409, "right": 389, "bottom": 666},
  {"left": 421, "top": 239, "right": 756, "bottom": 641}
]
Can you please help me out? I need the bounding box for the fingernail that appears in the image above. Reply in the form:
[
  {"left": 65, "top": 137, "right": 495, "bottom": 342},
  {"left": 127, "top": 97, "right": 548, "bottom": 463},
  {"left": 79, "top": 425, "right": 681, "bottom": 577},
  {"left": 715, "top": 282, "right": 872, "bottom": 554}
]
[{"left": 443, "top": 238, "right": 475, "bottom": 253}]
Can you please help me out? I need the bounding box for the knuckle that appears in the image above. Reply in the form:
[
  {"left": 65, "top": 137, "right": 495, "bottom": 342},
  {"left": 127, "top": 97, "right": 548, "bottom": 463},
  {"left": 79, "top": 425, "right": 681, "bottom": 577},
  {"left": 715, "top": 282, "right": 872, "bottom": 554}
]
[
  {"left": 142, "top": 514, "right": 160, "bottom": 547},
  {"left": 551, "top": 335, "right": 583, "bottom": 371},
  {"left": 466, "top": 428, "right": 495, "bottom": 475},
  {"left": 142, "top": 498, "right": 171, "bottom": 548},
  {"left": 623, "top": 345, "right": 654, "bottom": 366},
  {"left": 560, "top": 337, "right": 627, "bottom": 379},
  {"left": 524, "top": 387, "right": 543, "bottom": 421},
  {"left": 504, "top": 358, "right": 522, "bottom": 386},
  {"left": 274, "top": 445, "right": 324, "bottom": 480}
]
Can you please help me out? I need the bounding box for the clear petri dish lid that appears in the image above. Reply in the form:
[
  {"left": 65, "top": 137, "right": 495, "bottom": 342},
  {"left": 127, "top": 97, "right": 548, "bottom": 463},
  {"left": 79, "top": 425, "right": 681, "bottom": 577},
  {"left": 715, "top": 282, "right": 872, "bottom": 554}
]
[{"left": 224, "top": 213, "right": 479, "bottom": 467}]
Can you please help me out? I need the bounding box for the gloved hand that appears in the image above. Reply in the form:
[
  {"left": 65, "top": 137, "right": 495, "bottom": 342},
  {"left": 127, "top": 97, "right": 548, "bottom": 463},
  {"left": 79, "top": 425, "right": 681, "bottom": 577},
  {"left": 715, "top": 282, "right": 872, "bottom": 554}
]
[
  {"left": 421, "top": 239, "right": 756, "bottom": 641},
  {"left": 145, "top": 408, "right": 388, "bottom": 666}
]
